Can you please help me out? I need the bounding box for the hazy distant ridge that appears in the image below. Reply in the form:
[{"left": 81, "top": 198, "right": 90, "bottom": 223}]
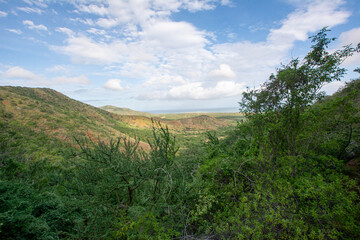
[{"left": 100, "top": 105, "right": 152, "bottom": 117}]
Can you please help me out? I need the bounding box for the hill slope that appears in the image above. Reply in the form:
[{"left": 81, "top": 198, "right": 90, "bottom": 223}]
[
  {"left": 101, "top": 105, "right": 152, "bottom": 117},
  {"left": 116, "top": 114, "right": 229, "bottom": 131},
  {"left": 167, "top": 115, "right": 228, "bottom": 130},
  {"left": 0, "top": 86, "right": 151, "bottom": 149},
  {"left": 0, "top": 86, "right": 234, "bottom": 151}
]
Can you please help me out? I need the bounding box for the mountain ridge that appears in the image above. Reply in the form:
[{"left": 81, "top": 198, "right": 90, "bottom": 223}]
[
  {"left": 0, "top": 86, "right": 235, "bottom": 150},
  {"left": 0, "top": 86, "right": 153, "bottom": 150},
  {"left": 100, "top": 105, "right": 152, "bottom": 117}
]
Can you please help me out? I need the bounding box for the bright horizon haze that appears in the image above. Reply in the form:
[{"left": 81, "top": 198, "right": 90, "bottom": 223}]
[{"left": 0, "top": 0, "right": 359, "bottom": 113}]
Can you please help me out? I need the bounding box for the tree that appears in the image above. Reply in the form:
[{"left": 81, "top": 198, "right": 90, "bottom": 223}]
[{"left": 240, "top": 27, "right": 360, "bottom": 157}]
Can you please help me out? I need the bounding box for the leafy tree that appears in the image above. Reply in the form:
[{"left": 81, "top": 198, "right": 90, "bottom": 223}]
[
  {"left": 71, "top": 121, "right": 194, "bottom": 239},
  {"left": 240, "top": 27, "right": 359, "bottom": 157}
]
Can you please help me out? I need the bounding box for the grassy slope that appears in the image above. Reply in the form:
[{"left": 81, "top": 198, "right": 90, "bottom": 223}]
[
  {"left": 0, "top": 86, "right": 153, "bottom": 150},
  {"left": 117, "top": 114, "right": 230, "bottom": 131},
  {"left": 0, "top": 87, "right": 241, "bottom": 153}
]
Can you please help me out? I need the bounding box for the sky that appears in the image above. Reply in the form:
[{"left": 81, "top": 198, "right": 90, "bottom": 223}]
[{"left": 0, "top": 0, "right": 359, "bottom": 113}]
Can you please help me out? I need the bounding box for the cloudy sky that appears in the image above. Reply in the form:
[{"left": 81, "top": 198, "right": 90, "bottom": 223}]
[{"left": 0, "top": 0, "right": 359, "bottom": 113}]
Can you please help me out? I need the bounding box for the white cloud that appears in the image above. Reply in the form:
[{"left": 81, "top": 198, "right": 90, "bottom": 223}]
[
  {"left": 339, "top": 27, "right": 360, "bottom": 45},
  {"left": 52, "top": 75, "right": 91, "bottom": 85},
  {"left": 103, "top": 79, "right": 124, "bottom": 91},
  {"left": 268, "top": 0, "right": 350, "bottom": 47},
  {"left": 115, "top": 1, "right": 156, "bottom": 24},
  {"left": 53, "top": 0, "right": 351, "bottom": 101},
  {"left": 321, "top": 80, "right": 346, "bottom": 95},
  {"left": 221, "top": 0, "right": 233, "bottom": 6},
  {"left": 55, "top": 1, "right": 215, "bottom": 74},
  {"left": 142, "top": 21, "right": 208, "bottom": 49},
  {"left": 338, "top": 27, "right": 360, "bottom": 67},
  {"left": 78, "top": 3, "right": 108, "bottom": 16},
  {"left": 74, "top": 0, "right": 229, "bottom": 28},
  {"left": 139, "top": 80, "right": 245, "bottom": 100},
  {"left": 0, "top": 10, "right": 7, "bottom": 17},
  {"left": 53, "top": 36, "right": 125, "bottom": 64},
  {"left": 23, "top": 20, "right": 48, "bottom": 31},
  {"left": 87, "top": 28, "right": 107, "bottom": 35},
  {"left": 211, "top": 0, "right": 350, "bottom": 82},
  {"left": 166, "top": 81, "right": 245, "bottom": 100},
  {"left": 6, "top": 29, "right": 22, "bottom": 34},
  {"left": 96, "top": 18, "right": 120, "bottom": 28},
  {"left": 23, "top": 0, "right": 48, "bottom": 8},
  {"left": 54, "top": 18, "right": 210, "bottom": 67},
  {"left": 2, "top": 66, "right": 40, "bottom": 81},
  {"left": 17, "top": 7, "right": 43, "bottom": 14},
  {"left": 151, "top": 0, "right": 182, "bottom": 12},
  {"left": 137, "top": 0, "right": 350, "bottom": 100},
  {"left": 1, "top": 66, "right": 90, "bottom": 86},
  {"left": 70, "top": 17, "right": 95, "bottom": 26},
  {"left": 52, "top": 34, "right": 155, "bottom": 65},
  {"left": 181, "top": 0, "right": 217, "bottom": 12},
  {"left": 209, "top": 64, "right": 236, "bottom": 79},
  {"left": 143, "top": 74, "right": 186, "bottom": 87},
  {"left": 76, "top": 0, "right": 154, "bottom": 26},
  {"left": 212, "top": 41, "right": 286, "bottom": 72},
  {"left": 56, "top": 27, "right": 74, "bottom": 36},
  {"left": 46, "top": 65, "right": 68, "bottom": 72}
]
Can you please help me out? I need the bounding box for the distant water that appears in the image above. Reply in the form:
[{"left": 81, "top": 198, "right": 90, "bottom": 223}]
[{"left": 146, "top": 107, "right": 239, "bottom": 114}]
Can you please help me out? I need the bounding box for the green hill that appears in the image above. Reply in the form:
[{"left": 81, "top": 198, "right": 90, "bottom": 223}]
[
  {"left": 322, "top": 78, "right": 360, "bottom": 107},
  {"left": 0, "top": 86, "right": 153, "bottom": 150},
  {"left": 0, "top": 86, "right": 235, "bottom": 150},
  {"left": 100, "top": 105, "right": 152, "bottom": 117}
]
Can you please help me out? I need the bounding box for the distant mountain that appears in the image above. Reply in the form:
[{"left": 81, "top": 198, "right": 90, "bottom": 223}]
[
  {"left": 100, "top": 105, "right": 233, "bottom": 130},
  {"left": 100, "top": 105, "right": 243, "bottom": 127},
  {"left": 167, "top": 115, "right": 228, "bottom": 130},
  {"left": 100, "top": 105, "right": 152, "bottom": 117},
  {"left": 116, "top": 114, "right": 229, "bottom": 131}
]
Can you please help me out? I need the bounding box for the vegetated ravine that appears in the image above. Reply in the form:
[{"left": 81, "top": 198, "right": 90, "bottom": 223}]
[{"left": 0, "top": 29, "right": 360, "bottom": 239}]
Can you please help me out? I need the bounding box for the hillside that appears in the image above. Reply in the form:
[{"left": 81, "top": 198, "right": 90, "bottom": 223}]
[
  {"left": 116, "top": 114, "right": 229, "bottom": 131},
  {"left": 167, "top": 115, "right": 228, "bottom": 130},
  {"left": 0, "top": 86, "right": 152, "bottom": 150},
  {"left": 323, "top": 78, "right": 360, "bottom": 107},
  {"left": 0, "top": 86, "right": 236, "bottom": 152},
  {"left": 318, "top": 79, "right": 360, "bottom": 176},
  {"left": 100, "top": 105, "right": 152, "bottom": 117}
]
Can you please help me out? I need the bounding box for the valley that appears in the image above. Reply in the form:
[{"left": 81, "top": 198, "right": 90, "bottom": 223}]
[
  {"left": 0, "top": 86, "right": 242, "bottom": 154},
  {"left": 1, "top": 30, "right": 359, "bottom": 239}
]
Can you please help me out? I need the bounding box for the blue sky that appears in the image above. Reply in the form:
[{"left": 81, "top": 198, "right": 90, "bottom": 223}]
[{"left": 0, "top": 0, "right": 359, "bottom": 113}]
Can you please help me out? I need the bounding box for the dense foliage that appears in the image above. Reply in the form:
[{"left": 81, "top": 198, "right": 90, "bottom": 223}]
[{"left": 1, "top": 29, "right": 359, "bottom": 239}]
